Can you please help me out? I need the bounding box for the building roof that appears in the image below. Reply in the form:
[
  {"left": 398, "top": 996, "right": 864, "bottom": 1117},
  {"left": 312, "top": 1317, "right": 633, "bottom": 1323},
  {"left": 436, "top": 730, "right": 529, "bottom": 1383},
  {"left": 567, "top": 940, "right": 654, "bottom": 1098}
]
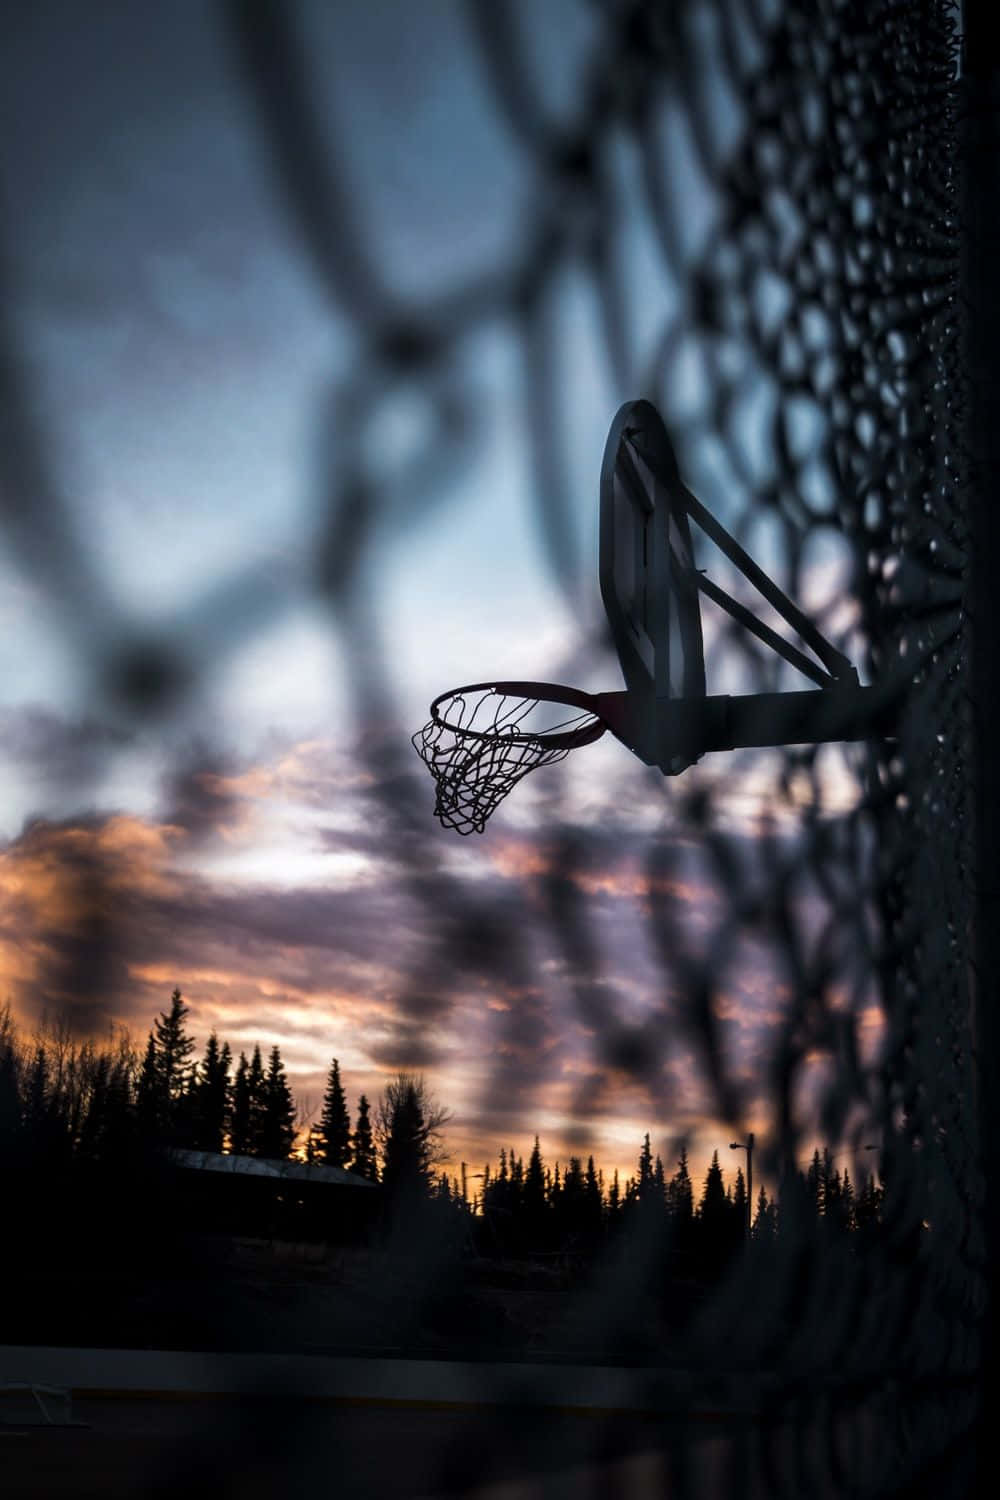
[{"left": 168, "top": 1148, "right": 378, "bottom": 1189}]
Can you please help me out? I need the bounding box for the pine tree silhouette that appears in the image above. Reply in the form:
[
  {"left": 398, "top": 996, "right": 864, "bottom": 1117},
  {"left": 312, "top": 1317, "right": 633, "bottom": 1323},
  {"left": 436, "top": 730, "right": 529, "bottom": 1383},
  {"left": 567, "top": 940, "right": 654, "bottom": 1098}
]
[
  {"left": 350, "top": 1094, "right": 377, "bottom": 1180},
  {"left": 230, "top": 1051, "right": 251, "bottom": 1155},
  {"left": 495, "top": 1146, "right": 509, "bottom": 1210},
  {"left": 584, "top": 1155, "right": 603, "bottom": 1241},
  {"left": 667, "top": 1147, "right": 694, "bottom": 1237},
  {"left": 190, "top": 1033, "right": 231, "bottom": 1153},
  {"left": 561, "top": 1157, "right": 586, "bottom": 1243},
  {"left": 136, "top": 1033, "right": 162, "bottom": 1143},
  {"left": 841, "top": 1168, "right": 856, "bottom": 1232},
  {"left": 509, "top": 1149, "right": 524, "bottom": 1217},
  {"left": 246, "top": 1044, "right": 267, "bottom": 1155},
  {"left": 259, "top": 1045, "right": 296, "bottom": 1159},
  {"left": 855, "top": 1171, "right": 882, "bottom": 1235},
  {"left": 824, "top": 1163, "right": 842, "bottom": 1232},
  {"left": 698, "top": 1150, "right": 731, "bottom": 1268},
  {"left": 155, "top": 989, "right": 196, "bottom": 1144},
  {"left": 318, "top": 1058, "right": 351, "bottom": 1167},
  {"left": 523, "top": 1136, "right": 547, "bottom": 1247},
  {"left": 608, "top": 1168, "right": 621, "bottom": 1228},
  {"left": 21, "top": 1042, "right": 65, "bottom": 1168},
  {"left": 377, "top": 1073, "right": 449, "bottom": 1220},
  {"left": 732, "top": 1167, "right": 747, "bottom": 1241},
  {"left": 550, "top": 1161, "right": 562, "bottom": 1227},
  {"left": 135, "top": 990, "right": 196, "bottom": 1148},
  {"left": 805, "top": 1148, "right": 825, "bottom": 1220},
  {"left": 637, "top": 1133, "right": 655, "bottom": 1202}
]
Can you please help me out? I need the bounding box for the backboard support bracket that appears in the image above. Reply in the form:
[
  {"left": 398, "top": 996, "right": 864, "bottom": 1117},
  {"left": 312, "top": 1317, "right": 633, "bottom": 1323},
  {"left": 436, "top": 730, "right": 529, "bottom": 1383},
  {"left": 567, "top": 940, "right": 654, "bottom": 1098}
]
[{"left": 592, "top": 683, "right": 895, "bottom": 774}]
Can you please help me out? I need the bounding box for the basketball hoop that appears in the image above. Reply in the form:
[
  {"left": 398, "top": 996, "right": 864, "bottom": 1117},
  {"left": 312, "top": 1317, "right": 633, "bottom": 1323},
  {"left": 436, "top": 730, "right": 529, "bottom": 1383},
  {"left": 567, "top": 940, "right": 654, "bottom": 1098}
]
[
  {"left": 412, "top": 401, "right": 894, "bottom": 835},
  {"left": 411, "top": 681, "right": 611, "bottom": 834}
]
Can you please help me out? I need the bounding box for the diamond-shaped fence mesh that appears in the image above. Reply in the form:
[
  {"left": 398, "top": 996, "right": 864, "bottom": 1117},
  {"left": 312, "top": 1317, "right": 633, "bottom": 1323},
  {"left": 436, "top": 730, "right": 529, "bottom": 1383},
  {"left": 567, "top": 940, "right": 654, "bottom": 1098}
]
[{"left": 0, "top": 1, "right": 986, "bottom": 1495}]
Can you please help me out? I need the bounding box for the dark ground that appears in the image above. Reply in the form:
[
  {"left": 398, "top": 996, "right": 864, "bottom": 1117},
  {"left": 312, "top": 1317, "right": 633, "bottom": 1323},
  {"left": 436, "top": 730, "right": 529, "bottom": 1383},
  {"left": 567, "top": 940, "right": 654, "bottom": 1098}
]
[{"left": 3, "top": 1234, "right": 706, "bottom": 1362}]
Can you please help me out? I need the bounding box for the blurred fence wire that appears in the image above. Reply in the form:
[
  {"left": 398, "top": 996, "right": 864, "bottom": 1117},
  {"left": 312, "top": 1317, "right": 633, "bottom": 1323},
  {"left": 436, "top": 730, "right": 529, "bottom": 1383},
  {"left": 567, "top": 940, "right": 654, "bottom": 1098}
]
[{"left": 0, "top": 0, "right": 983, "bottom": 1495}]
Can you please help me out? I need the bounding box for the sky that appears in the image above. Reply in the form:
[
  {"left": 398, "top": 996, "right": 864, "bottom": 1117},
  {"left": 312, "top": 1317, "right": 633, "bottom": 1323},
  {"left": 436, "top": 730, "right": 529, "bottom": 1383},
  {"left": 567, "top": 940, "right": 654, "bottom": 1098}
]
[{"left": 0, "top": 1, "right": 882, "bottom": 1189}]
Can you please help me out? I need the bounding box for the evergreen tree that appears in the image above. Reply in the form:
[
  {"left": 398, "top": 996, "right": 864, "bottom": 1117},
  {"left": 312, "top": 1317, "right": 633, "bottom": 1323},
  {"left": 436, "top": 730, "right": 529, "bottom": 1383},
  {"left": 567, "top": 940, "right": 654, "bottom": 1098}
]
[
  {"left": 318, "top": 1057, "right": 351, "bottom": 1167},
  {"left": 550, "top": 1161, "right": 562, "bottom": 1221},
  {"left": 523, "top": 1136, "right": 547, "bottom": 1245},
  {"left": 805, "top": 1149, "right": 825, "bottom": 1220},
  {"left": 608, "top": 1168, "right": 621, "bottom": 1227},
  {"left": 561, "top": 1156, "right": 586, "bottom": 1241},
  {"left": 824, "top": 1164, "right": 842, "bottom": 1230},
  {"left": 136, "top": 1033, "right": 162, "bottom": 1142},
  {"left": 841, "top": 1168, "right": 855, "bottom": 1230},
  {"left": 230, "top": 1051, "right": 251, "bottom": 1155},
  {"left": 825, "top": 1165, "right": 854, "bottom": 1234},
  {"left": 22, "top": 1043, "right": 63, "bottom": 1165},
  {"left": 349, "top": 1093, "right": 377, "bottom": 1180},
  {"left": 667, "top": 1147, "right": 694, "bottom": 1235},
  {"left": 524, "top": 1138, "right": 545, "bottom": 1204},
  {"left": 134, "top": 990, "right": 197, "bottom": 1147},
  {"left": 377, "top": 1073, "right": 449, "bottom": 1215},
  {"left": 495, "top": 1147, "right": 509, "bottom": 1210},
  {"left": 509, "top": 1150, "right": 524, "bottom": 1216},
  {"left": 190, "top": 1033, "right": 231, "bottom": 1153},
  {"left": 732, "top": 1167, "right": 748, "bottom": 1241},
  {"left": 698, "top": 1150, "right": 730, "bottom": 1263},
  {"left": 584, "top": 1154, "right": 603, "bottom": 1240},
  {"left": 155, "top": 989, "right": 196, "bottom": 1143},
  {"left": 258, "top": 1045, "right": 296, "bottom": 1159},
  {"left": 753, "top": 1183, "right": 777, "bottom": 1240},
  {"left": 855, "top": 1172, "right": 882, "bottom": 1236},
  {"left": 637, "top": 1133, "right": 655, "bottom": 1201},
  {"left": 246, "top": 1044, "right": 267, "bottom": 1155}
]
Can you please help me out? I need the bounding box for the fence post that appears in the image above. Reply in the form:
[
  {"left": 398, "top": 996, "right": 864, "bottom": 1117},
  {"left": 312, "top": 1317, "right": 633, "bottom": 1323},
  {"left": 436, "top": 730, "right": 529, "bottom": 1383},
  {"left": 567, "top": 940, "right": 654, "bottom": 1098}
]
[{"left": 962, "top": 3, "right": 1000, "bottom": 1484}]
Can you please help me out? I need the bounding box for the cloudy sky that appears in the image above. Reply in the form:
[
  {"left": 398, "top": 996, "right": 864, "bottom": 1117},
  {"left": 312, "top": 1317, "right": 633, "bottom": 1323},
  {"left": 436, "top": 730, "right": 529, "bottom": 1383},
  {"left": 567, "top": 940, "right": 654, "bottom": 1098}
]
[{"left": 0, "top": 1, "right": 879, "bottom": 1186}]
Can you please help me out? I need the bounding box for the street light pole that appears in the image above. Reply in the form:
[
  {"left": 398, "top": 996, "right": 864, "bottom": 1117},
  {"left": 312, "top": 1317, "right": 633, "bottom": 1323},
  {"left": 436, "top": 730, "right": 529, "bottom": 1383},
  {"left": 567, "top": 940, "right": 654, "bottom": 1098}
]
[{"left": 730, "top": 1132, "right": 755, "bottom": 1241}]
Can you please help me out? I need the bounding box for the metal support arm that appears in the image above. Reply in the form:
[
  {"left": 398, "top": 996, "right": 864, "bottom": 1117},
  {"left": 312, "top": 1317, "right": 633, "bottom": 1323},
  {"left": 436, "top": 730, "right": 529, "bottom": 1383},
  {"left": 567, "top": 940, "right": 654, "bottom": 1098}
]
[{"left": 594, "top": 684, "right": 896, "bottom": 773}]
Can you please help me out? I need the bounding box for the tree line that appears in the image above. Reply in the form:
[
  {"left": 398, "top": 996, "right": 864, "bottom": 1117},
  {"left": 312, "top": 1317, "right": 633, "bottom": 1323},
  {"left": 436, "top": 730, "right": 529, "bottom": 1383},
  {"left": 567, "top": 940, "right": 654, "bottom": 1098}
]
[
  {"left": 1, "top": 992, "right": 886, "bottom": 1260},
  {"left": 0, "top": 992, "right": 442, "bottom": 1198},
  {"left": 466, "top": 1132, "right": 886, "bottom": 1265}
]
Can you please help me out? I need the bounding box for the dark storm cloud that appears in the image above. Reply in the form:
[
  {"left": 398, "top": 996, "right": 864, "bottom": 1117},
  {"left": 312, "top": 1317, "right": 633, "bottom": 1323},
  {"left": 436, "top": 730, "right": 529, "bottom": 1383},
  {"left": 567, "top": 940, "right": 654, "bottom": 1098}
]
[
  {"left": 0, "top": 705, "right": 132, "bottom": 786},
  {"left": 367, "top": 1022, "right": 447, "bottom": 1072},
  {"left": 159, "top": 741, "right": 243, "bottom": 839}
]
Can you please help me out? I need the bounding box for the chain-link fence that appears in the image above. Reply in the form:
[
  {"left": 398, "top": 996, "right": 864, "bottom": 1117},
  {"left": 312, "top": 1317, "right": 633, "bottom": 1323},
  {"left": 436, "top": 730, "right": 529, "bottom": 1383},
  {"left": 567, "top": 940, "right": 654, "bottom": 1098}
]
[{"left": 0, "top": 1, "right": 983, "bottom": 1495}]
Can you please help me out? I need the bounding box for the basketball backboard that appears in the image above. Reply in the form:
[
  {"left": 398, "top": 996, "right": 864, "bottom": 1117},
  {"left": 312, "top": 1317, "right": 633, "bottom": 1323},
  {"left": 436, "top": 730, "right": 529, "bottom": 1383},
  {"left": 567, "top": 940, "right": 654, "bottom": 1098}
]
[
  {"left": 599, "top": 399, "right": 706, "bottom": 707},
  {"left": 413, "top": 397, "right": 876, "bottom": 830}
]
